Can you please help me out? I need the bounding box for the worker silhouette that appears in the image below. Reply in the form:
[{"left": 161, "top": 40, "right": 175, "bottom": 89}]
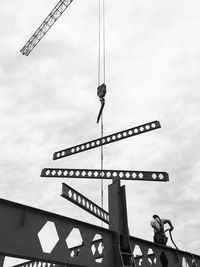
[{"left": 151, "top": 214, "right": 174, "bottom": 245}]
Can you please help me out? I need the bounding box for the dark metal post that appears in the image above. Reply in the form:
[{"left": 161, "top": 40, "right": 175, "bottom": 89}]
[
  {"left": 108, "top": 179, "right": 135, "bottom": 267},
  {"left": 108, "top": 179, "right": 129, "bottom": 235}
]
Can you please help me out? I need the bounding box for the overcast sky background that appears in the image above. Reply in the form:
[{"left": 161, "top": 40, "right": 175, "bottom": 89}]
[{"left": 1, "top": 0, "right": 200, "bottom": 266}]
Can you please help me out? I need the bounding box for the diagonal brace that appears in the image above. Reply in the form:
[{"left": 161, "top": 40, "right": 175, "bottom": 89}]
[
  {"left": 61, "top": 183, "right": 109, "bottom": 224},
  {"left": 12, "top": 260, "right": 61, "bottom": 267}
]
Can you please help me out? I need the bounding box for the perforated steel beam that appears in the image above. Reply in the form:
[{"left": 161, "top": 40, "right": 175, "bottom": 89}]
[
  {"left": 12, "top": 261, "right": 59, "bottom": 267},
  {"left": 61, "top": 183, "right": 109, "bottom": 224},
  {"left": 11, "top": 238, "right": 200, "bottom": 267},
  {"left": 129, "top": 236, "right": 200, "bottom": 267},
  {"left": 41, "top": 168, "right": 169, "bottom": 182},
  {"left": 1, "top": 199, "right": 200, "bottom": 267},
  {"left": 53, "top": 120, "right": 161, "bottom": 160},
  {"left": 20, "top": 0, "right": 74, "bottom": 56},
  {"left": 0, "top": 198, "right": 114, "bottom": 267}
]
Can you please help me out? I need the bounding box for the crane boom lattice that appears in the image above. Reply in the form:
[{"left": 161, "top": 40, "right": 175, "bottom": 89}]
[{"left": 20, "top": 0, "right": 74, "bottom": 56}]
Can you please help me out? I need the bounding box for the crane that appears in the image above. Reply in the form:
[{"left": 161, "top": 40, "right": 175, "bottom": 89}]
[{"left": 20, "top": 0, "right": 74, "bottom": 56}]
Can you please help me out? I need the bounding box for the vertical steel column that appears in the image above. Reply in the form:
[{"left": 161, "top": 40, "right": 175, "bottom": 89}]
[
  {"left": 108, "top": 179, "right": 129, "bottom": 235},
  {"left": 108, "top": 179, "right": 135, "bottom": 267}
]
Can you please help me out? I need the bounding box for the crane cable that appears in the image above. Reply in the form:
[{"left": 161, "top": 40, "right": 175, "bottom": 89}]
[
  {"left": 98, "top": 0, "right": 106, "bottom": 223},
  {"left": 98, "top": 0, "right": 106, "bottom": 86}
]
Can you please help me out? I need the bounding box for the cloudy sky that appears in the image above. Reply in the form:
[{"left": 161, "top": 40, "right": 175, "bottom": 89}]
[{"left": 1, "top": 0, "right": 200, "bottom": 265}]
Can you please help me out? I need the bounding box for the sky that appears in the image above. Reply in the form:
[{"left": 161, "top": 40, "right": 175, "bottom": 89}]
[{"left": 1, "top": 0, "right": 200, "bottom": 266}]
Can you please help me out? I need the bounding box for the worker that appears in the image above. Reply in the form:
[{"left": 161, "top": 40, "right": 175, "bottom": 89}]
[{"left": 150, "top": 214, "right": 174, "bottom": 245}]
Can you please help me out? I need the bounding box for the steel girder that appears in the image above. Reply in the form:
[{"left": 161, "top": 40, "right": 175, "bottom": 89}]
[
  {"left": 12, "top": 261, "right": 59, "bottom": 267},
  {"left": 41, "top": 168, "right": 169, "bottom": 182},
  {"left": 129, "top": 236, "right": 200, "bottom": 267},
  {"left": 0, "top": 198, "right": 114, "bottom": 267},
  {"left": 53, "top": 120, "right": 161, "bottom": 160},
  {"left": 11, "top": 237, "right": 200, "bottom": 267},
  {"left": 61, "top": 183, "right": 109, "bottom": 224},
  {"left": 1, "top": 198, "right": 200, "bottom": 267}
]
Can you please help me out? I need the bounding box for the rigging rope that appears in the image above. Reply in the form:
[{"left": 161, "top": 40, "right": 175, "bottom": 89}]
[
  {"left": 98, "top": 0, "right": 106, "bottom": 225},
  {"left": 98, "top": 0, "right": 106, "bottom": 86}
]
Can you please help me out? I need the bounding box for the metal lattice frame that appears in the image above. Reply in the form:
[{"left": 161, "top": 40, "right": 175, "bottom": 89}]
[
  {"left": 0, "top": 198, "right": 113, "bottom": 267},
  {"left": 41, "top": 168, "right": 169, "bottom": 182},
  {"left": 1, "top": 198, "right": 200, "bottom": 267},
  {"left": 20, "top": 0, "right": 74, "bottom": 56},
  {"left": 53, "top": 120, "right": 161, "bottom": 160}
]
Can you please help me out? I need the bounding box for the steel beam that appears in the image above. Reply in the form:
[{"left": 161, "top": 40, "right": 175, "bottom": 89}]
[
  {"left": 11, "top": 237, "right": 200, "bottom": 267},
  {"left": 53, "top": 120, "right": 161, "bottom": 160},
  {"left": 12, "top": 261, "right": 59, "bottom": 267},
  {"left": 61, "top": 183, "right": 109, "bottom": 224},
  {"left": 108, "top": 180, "right": 136, "bottom": 267},
  {"left": 129, "top": 236, "right": 200, "bottom": 267},
  {"left": 41, "top": 168, "right": 169, "bottom": 182},
  {"left": 0, "top": 198, "right": 114, "bottom": 267},
  {"left": 0, "top": 199, "right": 200, "bottom": 267},
  {"left": 108, "top": 180, "right": 128, "bottom": 235}
]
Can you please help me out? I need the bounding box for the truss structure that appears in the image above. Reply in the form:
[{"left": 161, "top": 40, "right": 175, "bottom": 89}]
[
  {"left": 20, "top": 0, "right": 74, "bottom": 56},
  {"left": 0, "top": 190, "right": 200, "bottom": 267}
]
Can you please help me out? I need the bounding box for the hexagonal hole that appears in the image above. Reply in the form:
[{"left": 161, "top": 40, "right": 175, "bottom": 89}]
[
  {"left": 66, "top": 228, "right": 83, "bottom": 258},
  {"left": 133, "top": 245, "right": 143, "bottom": 266},
  {"left": 91, "top": 244, "right": 96, "bottom": 255},
  {"left": 91, "top": 234, "right": 105, "bottom": 263},
  {"left": 147, "top": 248, "right": 157, "bottom": 265},
  {"left": 38, "top": 221, "right": 59, "bottom": 253}
]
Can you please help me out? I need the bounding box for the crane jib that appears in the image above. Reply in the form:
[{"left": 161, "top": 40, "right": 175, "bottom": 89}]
[{"left": 20, "top": 0, "right": 74, "bottom": 56}]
